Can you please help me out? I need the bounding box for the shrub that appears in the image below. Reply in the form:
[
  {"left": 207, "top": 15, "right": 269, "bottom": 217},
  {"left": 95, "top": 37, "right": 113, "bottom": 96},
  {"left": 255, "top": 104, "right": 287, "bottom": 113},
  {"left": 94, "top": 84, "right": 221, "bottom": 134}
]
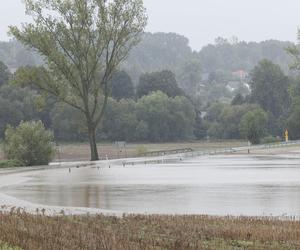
[
  {"left": 0, "top": 160, "right": 25, "bottom": 168},
  {"left": 4, "top": 121, "right": 55, "bottom": 166},
  {"left": 239, "top": 109, "right": 268, "bottom": 144}
]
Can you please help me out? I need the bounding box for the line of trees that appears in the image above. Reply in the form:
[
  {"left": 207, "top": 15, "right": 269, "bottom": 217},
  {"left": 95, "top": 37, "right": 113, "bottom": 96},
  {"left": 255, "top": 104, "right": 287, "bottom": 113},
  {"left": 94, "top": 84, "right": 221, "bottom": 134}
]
[
  {"left": 203, "top": 59, "right": 300, "bottom": 144},
  {"left": 0, "top": 62, "right": 197, "bottom": 143},
  {"left": 2, "top": 56, "right": 300, "bottom": 145},
  {"left": 1, "top": 35, "right": 294, "bottom": 100}
]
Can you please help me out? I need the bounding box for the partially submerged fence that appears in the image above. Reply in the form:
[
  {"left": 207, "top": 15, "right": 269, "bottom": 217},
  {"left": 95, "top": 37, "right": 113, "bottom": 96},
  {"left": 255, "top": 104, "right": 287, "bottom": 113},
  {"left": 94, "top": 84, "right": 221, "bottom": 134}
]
[
  {"left": 141, "top": 148, "right": 193, "bottom": 157},
  {"left": 182, "top": 140, "right": 300, "bottom": 158},
  {"left": 122, "top": 140, "right": 300, "bottom": 166}
]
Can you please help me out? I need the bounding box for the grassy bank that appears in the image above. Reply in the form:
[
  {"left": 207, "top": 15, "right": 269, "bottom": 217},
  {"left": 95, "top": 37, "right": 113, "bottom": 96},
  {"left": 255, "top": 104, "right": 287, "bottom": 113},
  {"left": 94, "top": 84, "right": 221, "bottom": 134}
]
[
  {"left": 0, "top": 140, "right": 248, "bottom": 163},
  {"left": 53, "top": 140, "right": 247, "bottom": 162},
  {"left": 0, "top": 213, "right": 300, "bottom": 250}
]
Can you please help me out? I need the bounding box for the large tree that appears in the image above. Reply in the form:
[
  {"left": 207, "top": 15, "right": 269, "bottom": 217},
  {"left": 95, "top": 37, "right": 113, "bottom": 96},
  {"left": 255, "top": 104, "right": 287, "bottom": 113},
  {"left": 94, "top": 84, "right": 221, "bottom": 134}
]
[
  {"left": 136, "top": 91, "right": 195, "bottom": 142},
  {"left": 249, "top": 60, "right": 290, "bottom": 118},
  {"left": 109, "top": 70, "right": 135, "bottom": 100},
  {"left": 10, "top": 0, "right": 147, "bottom": 160},
  {"left": 239, "top": 108, "right": 268, "bottom": 144}
]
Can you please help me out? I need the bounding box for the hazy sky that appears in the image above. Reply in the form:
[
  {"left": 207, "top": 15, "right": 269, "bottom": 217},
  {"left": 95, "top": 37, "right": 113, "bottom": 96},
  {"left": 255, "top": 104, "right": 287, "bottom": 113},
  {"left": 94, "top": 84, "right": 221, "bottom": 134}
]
[{"left": 1, "top": 0, "right": 300, "bottom": 50}]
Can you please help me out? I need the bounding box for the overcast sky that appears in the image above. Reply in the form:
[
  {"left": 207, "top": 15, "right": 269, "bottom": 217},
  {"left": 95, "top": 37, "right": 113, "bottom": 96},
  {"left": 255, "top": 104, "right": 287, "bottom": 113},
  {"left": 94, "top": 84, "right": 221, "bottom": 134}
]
[{"left": 1, "top": 0, "right": 300, "bottom": 50}]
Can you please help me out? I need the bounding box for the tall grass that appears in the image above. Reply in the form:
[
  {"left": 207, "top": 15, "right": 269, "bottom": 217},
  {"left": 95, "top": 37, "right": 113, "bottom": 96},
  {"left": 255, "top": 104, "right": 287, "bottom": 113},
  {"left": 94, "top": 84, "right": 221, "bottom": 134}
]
[{"left": 0, "top": 212, "right": 300, "bottom": 249}]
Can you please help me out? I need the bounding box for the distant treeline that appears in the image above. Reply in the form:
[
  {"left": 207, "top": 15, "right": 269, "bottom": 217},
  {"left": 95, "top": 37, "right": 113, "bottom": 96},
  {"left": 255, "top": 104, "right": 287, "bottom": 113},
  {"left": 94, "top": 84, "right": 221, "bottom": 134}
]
[
  {"left": 0, "top": 32, "right": 299, "bottom": 143},
  {"left": 0, "top": 33, "right": 293, "bottom": 86}
]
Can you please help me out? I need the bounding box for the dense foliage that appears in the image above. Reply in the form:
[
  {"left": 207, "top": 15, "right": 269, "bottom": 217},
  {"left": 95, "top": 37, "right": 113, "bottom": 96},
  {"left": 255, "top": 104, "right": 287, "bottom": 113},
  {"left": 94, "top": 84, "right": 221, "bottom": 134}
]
[
  {"left": 0, "top": 30, "right": 300, "bottom": 144},
  {"left": 0, "top": 34, "right": 293, "bottom": 102},
  {"left": 250, "top": 60, "right": 290, "bottom": 117},
  {"left": 134, "top": 91, "right": 195, "bottom": 141},
  {"left": 137, "top": 70, "right": 185, "bottom": 98},
  {"left": 199, "top": 38, "right": 292, "bottom": 73},
  {"left": 109, "top": 71, "right": 135, "bottom": 100},
  {"left": 4, "top": 121, "right": 55, "bottom": 166},
  {"left": 239, "top": 108, "right": 268, "bottom": 144},
  {"left": 206, "top": 103, "right": 259, "bottom": 139},
  {"left": 0, "top": 61, "right": 11, "bottom": 87}
]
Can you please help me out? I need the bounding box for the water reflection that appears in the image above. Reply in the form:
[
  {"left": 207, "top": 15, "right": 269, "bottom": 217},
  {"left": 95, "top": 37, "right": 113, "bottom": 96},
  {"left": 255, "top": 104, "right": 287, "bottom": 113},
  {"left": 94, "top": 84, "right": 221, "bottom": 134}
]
[{"left": 3, "top": 154, "right": 300, "bottom": 216}]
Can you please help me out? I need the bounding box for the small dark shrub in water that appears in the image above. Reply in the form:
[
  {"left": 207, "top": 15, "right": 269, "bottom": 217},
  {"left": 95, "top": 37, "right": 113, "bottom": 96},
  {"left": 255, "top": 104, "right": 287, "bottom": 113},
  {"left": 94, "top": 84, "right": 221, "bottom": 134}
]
[{"left": 4, "top": 121, "right": 55, "bottom": 166}]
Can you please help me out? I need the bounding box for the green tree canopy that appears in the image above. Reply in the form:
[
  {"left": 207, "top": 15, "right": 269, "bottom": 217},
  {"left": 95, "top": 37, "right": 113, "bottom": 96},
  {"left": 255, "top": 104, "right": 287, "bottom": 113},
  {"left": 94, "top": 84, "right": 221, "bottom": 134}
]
[
  {"left": 239, "top": 108, "right": 268, "bottom": 144},
  {"left": 285, "top": 30, "right": 300, "bottom": 140},
  {"left": 4, "top": 121, "right": 55, "bottom": 166},
  {"left": 137, "top": 70, "right": 184, "bottom": 98},
  {"left": 249, "top": 59, "right": 290, "bottom": 118},
  {"left": 205, "top": 103, "right": 259, "bottom": 139},
  {"left": 0, "top": 61, "right": 11, "bottom": 86},
  {"left": 0, "top": 84, "right": 43, "bottom": 137},
  {"left": 109, "top": 71, "right": 135, "bottom": 100},
  {"left": 136, "top": 91, "right": 195, "bottom": 141},
  {"left": 286, "top": 77, "right": 300, "bottom": 139},
  {"left": 51, "top": 103, "right": 86, "bottom": 142},
  {"left": 102, "top": 98, "right": 138, "bottom": 141},
  {"left": 10, "top": 0, "right": 147, "bottom": 160},
  {"left": 199, "top": 39, "right": 292, "bottom": 73},
  {"left": 287, "top": 101, "right": 300, "bottom": 139}
]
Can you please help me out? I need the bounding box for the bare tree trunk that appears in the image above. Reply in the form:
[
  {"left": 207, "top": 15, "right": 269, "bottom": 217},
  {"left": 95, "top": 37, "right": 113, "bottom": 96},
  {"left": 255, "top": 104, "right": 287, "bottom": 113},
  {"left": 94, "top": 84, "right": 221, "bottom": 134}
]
[{"left": 88, "top": 125, "right": 99, "bottom": 161}]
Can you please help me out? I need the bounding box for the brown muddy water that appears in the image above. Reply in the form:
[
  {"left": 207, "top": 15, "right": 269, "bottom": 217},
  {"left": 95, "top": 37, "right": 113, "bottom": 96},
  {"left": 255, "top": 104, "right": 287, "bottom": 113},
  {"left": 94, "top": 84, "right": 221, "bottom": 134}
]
[{"left": 2, "top": 154, "right": 300, "bottom": 216}]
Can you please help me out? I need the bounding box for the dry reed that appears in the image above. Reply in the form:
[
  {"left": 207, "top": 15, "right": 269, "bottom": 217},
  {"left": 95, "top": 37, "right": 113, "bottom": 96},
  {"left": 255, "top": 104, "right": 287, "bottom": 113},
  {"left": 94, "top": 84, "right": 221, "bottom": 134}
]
[{"left": 0, "top": 211, "right": 300, "bottom": 249}]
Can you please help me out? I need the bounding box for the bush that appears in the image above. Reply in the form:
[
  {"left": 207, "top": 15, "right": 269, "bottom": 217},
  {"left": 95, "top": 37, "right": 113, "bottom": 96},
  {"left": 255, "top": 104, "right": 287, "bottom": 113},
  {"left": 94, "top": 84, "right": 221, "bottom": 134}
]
[
  {"left": 239, "top": 109, "right": 268, "bottom": 144},
  {"left": 4, "top": 121, "right": 55, "bottom": 166},
  {"left": 0, "top": 160, "right": 25, "bottom": 168}
]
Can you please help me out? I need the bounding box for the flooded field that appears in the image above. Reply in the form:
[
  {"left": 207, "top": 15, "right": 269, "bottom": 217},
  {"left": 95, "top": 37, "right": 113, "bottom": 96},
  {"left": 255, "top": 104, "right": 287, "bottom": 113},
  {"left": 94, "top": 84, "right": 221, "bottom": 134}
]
[{"left": 2, "top": 153, "right": 300, "bottom": 216}]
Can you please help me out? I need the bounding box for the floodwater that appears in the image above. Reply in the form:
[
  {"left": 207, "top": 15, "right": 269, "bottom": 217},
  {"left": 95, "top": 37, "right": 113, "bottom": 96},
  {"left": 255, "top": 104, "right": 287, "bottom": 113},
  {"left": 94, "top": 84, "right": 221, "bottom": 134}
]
[{"left": 3, "top": 154, "right": 300, "bottom": 216}]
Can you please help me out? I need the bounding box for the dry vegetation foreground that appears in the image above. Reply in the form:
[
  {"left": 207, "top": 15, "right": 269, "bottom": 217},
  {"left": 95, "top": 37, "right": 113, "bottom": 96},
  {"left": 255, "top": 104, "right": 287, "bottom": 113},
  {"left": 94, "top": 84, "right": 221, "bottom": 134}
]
[{"left": 1, "top": 213, "right": 300, "bottom": 250}]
